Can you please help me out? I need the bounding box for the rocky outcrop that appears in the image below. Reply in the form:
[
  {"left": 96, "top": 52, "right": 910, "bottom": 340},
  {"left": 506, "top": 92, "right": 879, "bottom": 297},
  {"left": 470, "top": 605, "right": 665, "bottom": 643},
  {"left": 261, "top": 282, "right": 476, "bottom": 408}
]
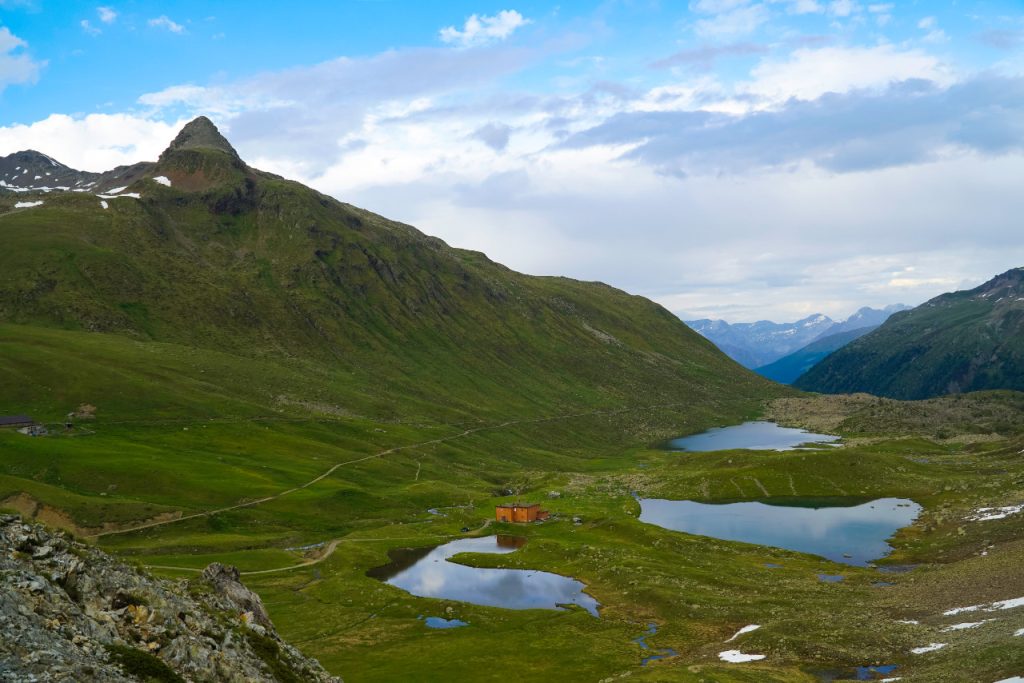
[{"left": 0, "top": 515, "right": 341, "bottom": 682}]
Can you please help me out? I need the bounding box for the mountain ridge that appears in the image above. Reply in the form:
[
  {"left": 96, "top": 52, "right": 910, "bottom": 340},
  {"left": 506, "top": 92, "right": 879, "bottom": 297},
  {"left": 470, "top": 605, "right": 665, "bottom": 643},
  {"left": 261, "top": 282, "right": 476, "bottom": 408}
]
[
  {"left": 0, "top": 117, "right": 780, "bottom": 423},
  {"left": 796, "top": 269, "right": 1024, "bottom": 399},
  {"left": 685, "top": 305, "right": 908, "bottom": 369}
]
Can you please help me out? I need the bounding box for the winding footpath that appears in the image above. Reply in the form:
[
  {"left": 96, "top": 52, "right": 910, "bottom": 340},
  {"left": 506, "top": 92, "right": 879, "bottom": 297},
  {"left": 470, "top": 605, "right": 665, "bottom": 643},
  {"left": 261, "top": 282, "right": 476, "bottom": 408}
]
[
  {"left": 89, "top": 400, "right": 693, "bottom": 540},
  {"left": 146, "top": 520, "right": 495, "bottom": 577}
]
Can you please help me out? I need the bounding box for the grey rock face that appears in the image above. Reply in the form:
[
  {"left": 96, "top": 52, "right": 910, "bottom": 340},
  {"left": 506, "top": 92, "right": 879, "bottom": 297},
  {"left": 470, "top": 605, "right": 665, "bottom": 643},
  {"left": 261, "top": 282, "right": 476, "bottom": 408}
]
[{"left": 0, "top": 515, "right": 341, "bottom": 682}]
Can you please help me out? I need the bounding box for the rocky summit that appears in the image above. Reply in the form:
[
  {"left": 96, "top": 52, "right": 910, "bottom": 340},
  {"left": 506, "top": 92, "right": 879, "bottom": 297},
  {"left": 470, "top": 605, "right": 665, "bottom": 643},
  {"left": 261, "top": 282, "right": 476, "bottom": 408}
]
[{"left": 0, "top": 515, "right": 341, "bottom": 683}]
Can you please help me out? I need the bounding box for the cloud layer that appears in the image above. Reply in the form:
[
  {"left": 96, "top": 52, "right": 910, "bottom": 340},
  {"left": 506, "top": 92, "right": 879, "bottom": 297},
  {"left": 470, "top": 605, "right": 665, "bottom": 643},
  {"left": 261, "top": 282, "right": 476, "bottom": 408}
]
[{"left": 2, "top": 3, "right": 1023, "bottom": 321}]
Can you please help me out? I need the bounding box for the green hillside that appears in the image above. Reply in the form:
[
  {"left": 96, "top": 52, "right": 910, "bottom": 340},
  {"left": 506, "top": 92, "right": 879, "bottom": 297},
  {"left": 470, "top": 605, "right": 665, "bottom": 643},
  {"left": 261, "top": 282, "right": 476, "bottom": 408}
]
[
  {"left": 755, "top": 326, "right": 878, "bottom": 385},
  {"left": 0, "top": 118, "right": 777, "bottom": 425},
  {"left": 796, "top": 268, "right": 1024, "bottom": 399}
]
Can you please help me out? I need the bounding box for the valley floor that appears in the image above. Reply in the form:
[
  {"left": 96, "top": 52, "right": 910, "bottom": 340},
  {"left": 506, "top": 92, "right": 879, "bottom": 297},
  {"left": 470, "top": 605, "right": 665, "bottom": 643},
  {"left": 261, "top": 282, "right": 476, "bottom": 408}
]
[{"left": 3, "top": 388, "right": 1024, "bottom": 681}]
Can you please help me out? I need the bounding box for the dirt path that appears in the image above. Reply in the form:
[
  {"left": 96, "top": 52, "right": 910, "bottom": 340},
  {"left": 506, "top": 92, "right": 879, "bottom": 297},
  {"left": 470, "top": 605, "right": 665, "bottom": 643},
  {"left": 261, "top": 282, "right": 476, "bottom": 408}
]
[
  {"left": 89, "top": 401, "right": 690, "bottom": 540},
  {"left": 146, "top": 521, "right": 495, "bottom": 577}
]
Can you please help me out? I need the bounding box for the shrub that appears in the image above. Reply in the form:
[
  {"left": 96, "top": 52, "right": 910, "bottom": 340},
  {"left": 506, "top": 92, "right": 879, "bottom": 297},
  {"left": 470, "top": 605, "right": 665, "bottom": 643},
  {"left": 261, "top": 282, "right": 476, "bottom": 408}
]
[{"left": 105, "top": 644, "right": 185, "bottom": 683}]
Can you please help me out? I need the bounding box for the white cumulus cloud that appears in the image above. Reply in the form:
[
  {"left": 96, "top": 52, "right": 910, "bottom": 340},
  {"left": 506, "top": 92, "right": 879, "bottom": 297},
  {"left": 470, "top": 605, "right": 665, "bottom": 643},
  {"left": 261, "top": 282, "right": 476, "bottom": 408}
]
[
  {"left": 439, "top": 10, "right": 529, "bottom": 47},
  {"left": 80, "top": 19, "right": 101, "bottom": 36},
  {"left": 695, "top": 4, "right": 770, "bottom": 39},
  {"left": 97, "top": 6, "right": 117, "bottom": 24},
  {"left": 149, "top": 15, "right": 185, "bottom": 34},
  {"left": 0, "top": 114, "right": 185, "bottom": 171},
  {"left": 0, "top": 27, "right": 43, "bottom": 93},
  {"left": 743, "top": 45, "right": 951, "bottom": 103}
]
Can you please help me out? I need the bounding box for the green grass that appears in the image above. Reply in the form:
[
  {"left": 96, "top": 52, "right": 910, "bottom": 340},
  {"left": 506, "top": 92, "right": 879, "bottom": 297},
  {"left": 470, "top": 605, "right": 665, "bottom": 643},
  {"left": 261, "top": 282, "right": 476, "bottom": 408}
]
[{"left": 2, "top": 329, "right": 1022, "bottom": 681}]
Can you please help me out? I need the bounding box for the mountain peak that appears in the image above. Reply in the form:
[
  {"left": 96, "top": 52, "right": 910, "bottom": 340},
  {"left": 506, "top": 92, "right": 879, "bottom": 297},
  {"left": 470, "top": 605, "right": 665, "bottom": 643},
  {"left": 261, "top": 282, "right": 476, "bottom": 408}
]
[{"left": 164, "top": 116, "right": 239, "bottom": 158}]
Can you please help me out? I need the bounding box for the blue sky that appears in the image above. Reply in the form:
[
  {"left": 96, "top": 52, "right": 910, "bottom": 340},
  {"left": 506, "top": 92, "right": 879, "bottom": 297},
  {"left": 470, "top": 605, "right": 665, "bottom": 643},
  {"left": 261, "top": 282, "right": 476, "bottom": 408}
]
[{"left": 2, "top": 1, "right": 1024, "bottom": 321}]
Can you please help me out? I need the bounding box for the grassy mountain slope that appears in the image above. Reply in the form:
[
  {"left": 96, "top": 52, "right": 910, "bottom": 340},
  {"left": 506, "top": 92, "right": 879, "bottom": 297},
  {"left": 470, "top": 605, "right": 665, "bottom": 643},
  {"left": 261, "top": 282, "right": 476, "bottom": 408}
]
[
  {"left": 755, "top": 325, "right": 878, "bottom": 384},
  {"left": 0, "top": 118, "right": 778, "bottom": 425},
  {"left": 796, "top": 268, "right": 1024, "bottom": 399}
]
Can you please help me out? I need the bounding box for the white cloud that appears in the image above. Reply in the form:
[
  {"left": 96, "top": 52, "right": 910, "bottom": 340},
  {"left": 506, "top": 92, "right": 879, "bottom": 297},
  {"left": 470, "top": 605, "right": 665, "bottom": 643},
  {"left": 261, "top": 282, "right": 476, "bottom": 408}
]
[
  {"left": 149, "top": 15, "right": 185, "bottom": 34},
  {"left": 743, "top": 45, "right": 951, "bottom": 103},
  {"left": 785, "top": 0, "right": 823, "bottom": 15},
  {"left": 439, "top": 10, "right": 529, "bottom": 48},
  {"left": 690, "top": 0, "right": 753, "bottom": 12},
  {"left": 80, "top": 19, "right": 101, "bottom": 36},
  {"left": 828, "top": 0, "right": 859, "bottom": 17},
  {"left": 0, "top": 27, "right": 43, "bottom": 93},
  {"left": 828, "top": 0, "right": 857, "bottom": 17},
  {"left": 0, "top": 114, "right": 184, "bottom": 171},
  {"left": 867, "top": 3, "right": 892, "bottom": 26},
  {"left": 695, "top": 4, "right": 770, "bottom": 38},
  {"left": 917, "top": 16, "right": 948, "bottom": 44},
  {"left": 97, "top": 6, "right": 117, "bottom": 24},
  {"left": 9, "top": 25, "right": 1023, "bottom": 324}
]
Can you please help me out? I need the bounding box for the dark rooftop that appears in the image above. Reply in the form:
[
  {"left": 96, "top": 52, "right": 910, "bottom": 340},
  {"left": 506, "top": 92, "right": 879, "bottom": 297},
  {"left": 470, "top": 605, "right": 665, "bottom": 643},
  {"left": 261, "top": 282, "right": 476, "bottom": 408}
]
[{"left": 0, "top": 415, "right": 34, "bottom": 427}]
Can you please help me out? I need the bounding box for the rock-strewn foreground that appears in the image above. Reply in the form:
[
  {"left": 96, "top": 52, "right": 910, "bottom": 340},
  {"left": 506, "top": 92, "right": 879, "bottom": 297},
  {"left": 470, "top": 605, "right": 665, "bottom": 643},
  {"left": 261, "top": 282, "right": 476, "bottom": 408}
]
[{"left": 0, "top": 515, "right": 341, "bottom": 682}]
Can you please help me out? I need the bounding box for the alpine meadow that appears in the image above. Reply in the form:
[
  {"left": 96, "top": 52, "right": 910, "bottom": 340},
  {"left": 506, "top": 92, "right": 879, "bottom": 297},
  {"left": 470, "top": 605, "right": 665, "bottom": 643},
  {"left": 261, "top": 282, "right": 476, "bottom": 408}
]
[{"left": 2, "top": 4, "right": 1024, "bottom": 683}]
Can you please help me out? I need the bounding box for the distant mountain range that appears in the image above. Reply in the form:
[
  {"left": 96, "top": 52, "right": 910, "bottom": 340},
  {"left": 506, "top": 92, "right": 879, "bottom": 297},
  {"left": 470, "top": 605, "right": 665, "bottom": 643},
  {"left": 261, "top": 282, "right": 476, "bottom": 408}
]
[
  {"left": 0, "top": 150, "right": 152, "bottom": 195},
  {"left": 685, "top": 305, "right": 909, "bottom": 369},
  {"left": 796, "top": 268, "right": 1024, "bottom": 399},
  {"left": 754, "top": 325, "right": 879, "bottom": 384}
]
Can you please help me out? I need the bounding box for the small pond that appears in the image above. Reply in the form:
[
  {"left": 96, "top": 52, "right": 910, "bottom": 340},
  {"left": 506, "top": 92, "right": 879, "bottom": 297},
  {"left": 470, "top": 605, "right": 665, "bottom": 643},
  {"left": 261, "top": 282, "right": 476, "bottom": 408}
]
[
  {"left": 638, "top": 497, "right": 921, "bottom": 566},
  {"left": 422, "top": 616, "right": 467, "bottom": 629},
  {"left": 664, "top": 421, "right": 839, "bottom": 452},
  {"left": 368, "top": 535, "right": 599, "bottom": 616}
]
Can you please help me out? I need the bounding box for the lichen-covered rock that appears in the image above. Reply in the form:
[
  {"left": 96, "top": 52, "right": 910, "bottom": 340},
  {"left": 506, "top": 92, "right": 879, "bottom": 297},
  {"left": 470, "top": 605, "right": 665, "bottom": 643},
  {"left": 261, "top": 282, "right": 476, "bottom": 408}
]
[
  {"left": 0, "top": 515, "right": 341, "bottom": 682},
  {"left": 201, "top": 562, "right": 274, "bottom": 631}
]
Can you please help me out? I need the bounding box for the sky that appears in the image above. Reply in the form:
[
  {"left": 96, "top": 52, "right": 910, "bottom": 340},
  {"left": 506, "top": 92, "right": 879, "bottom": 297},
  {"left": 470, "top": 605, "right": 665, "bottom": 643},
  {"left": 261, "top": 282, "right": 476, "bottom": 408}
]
[{"left": 1, "top": 1, "right": 1023, "bottom": 322}]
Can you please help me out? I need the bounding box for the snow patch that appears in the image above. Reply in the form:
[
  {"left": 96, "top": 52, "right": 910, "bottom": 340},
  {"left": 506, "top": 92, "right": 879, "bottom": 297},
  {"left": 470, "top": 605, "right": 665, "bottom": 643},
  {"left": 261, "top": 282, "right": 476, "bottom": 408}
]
[
  {"left": 993, "top": 678, "right": 1024, "bottom": 683},
  {"left": 106, "top": 186, "right": 128, "bottom": 194},
  {"left": 910, "top": 643, "right": 946, "bottom": 654},
  {"left": 967, "top": 504, "right": 1024, "bottom": 522},
  {"left": 152, "top": 175, "right": 172, "bottom": 187},
  {"left": 945, "top": 596, "right": 1024, "bottom": 616},
  {"left": 942, "top": 621, "right": 990, "bottom": 631},
  {"left": 725, "top": 624, "right": 761, "bottom": 642},
  {"left": 1015, "top": 628, "right": 1024, "bottom": 637},
  {"left": 14, "top": 201, "right": 43, "bottom": 208},
  {"left": 97, "top": 193, "right": 140, "bottom": 200},
  {"left": 719, "top": 650, "right": 766, "bottom": 663},
  {"left": 100, "top": 200, "right": 108, "bottom": 210}
]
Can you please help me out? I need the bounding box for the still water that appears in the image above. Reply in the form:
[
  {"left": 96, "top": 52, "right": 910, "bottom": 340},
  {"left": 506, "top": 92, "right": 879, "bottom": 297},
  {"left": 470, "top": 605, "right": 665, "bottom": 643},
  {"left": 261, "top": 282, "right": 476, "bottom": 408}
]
[
  {"left": 369, "top": 535, "right": 599, "bottom": 616},
  {"left": 638, "top": 497, "right": 921, "bottom": 566},
  {"left": 664, "top": 421, "right": 840, "bottom": 452}
]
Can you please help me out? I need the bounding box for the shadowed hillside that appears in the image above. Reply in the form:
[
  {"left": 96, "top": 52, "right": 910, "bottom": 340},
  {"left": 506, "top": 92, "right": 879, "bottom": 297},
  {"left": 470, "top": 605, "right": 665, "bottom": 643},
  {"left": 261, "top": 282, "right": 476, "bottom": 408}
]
[{"left": 797, "top": 269, "right": 1024, "bottom": 400}]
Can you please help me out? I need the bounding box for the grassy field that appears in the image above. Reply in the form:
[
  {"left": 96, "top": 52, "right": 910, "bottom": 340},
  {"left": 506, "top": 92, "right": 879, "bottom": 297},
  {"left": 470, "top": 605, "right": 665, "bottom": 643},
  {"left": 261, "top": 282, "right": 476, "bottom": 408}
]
[{"left": 3, "top": 350, "right": 1023, "bottom": 681}]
